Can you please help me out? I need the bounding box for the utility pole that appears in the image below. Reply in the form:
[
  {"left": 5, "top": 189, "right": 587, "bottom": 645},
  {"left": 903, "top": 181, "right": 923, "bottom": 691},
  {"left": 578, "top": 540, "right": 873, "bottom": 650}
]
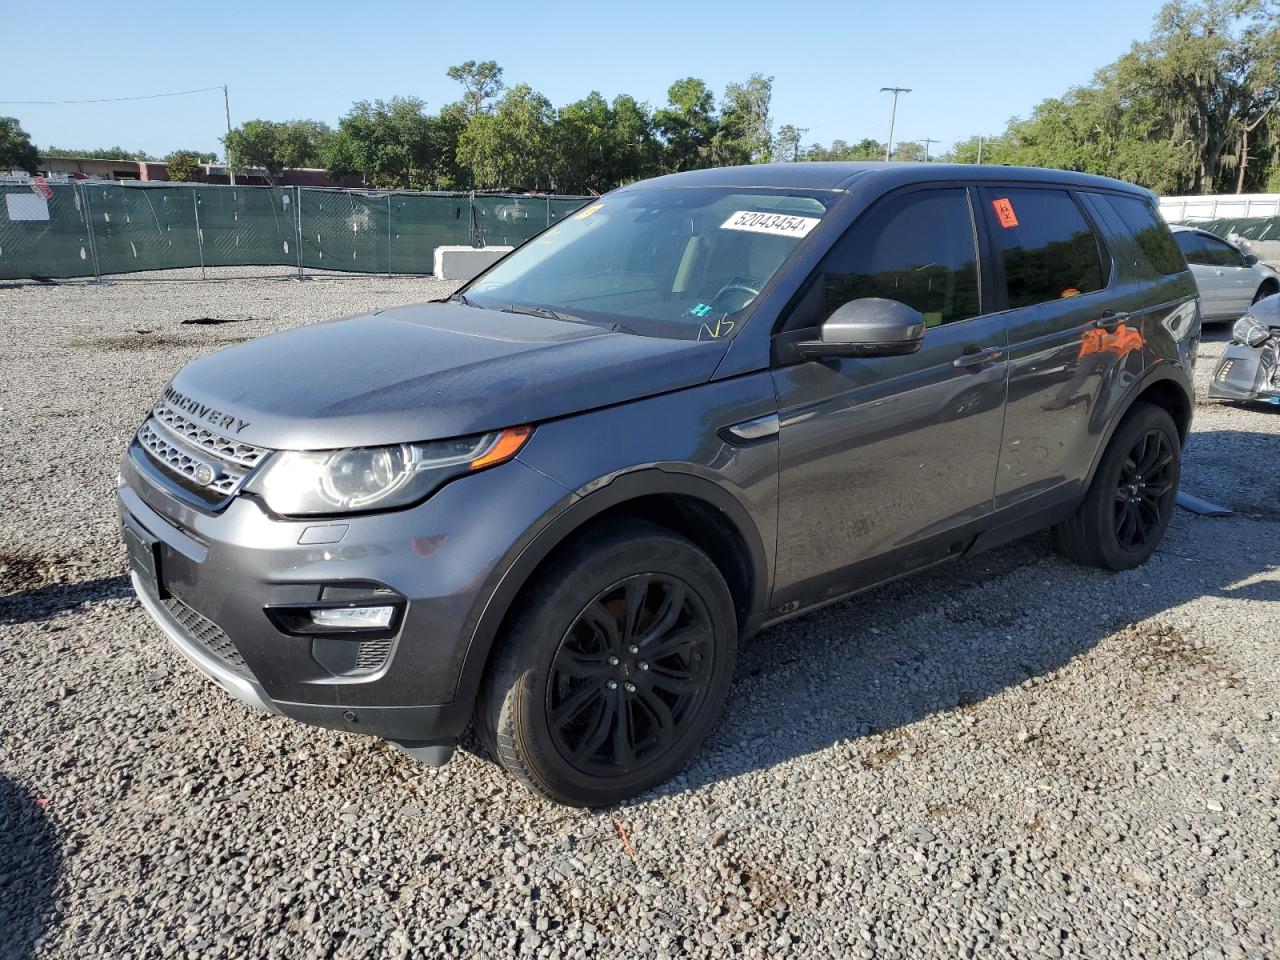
[
  {"left": 976, "top": 137, "right": 984, "bottom": 164},
  {"left": 880, "top": 87, "right": 911, "bottom": 161},
  {"left": 921, "top": 137, "right": 941, "bottom": 162},
  {"left": 223, "top": 84, "right": 235, "bottom": 187}
]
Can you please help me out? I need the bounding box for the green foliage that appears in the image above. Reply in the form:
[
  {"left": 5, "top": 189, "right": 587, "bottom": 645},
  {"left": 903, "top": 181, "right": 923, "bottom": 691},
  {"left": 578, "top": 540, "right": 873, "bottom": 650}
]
[
  {"left": 803, "top": 138, "right": 885, "bottom": 161},
  {"left": 224, "top": 119, "right": 334, "bottom": 186},
  {"left": 714, "top": 73, "right": 774, "bottom": 165},
  {"left": 457, "top": 85, "right": 556, "bottom": 190},
  {"left": 551, "top": 92, "right": 660, "bottom": 193},
  {"left": 42, "top": 145, "right": 154, "bottom": 161},
  {"left": 1, "top": 117, "right": 39, "bottom": 173},
  {"left": 952, "top": 0, "right": 1280, "bottom": 194},
  {"left": 447, "top": 60, "right": 505, "bottom": 118},
  {"left": 654, "top": 78, "right": 719, "bottom": 173},
  {"left": 327, "top": 98, "right": 445, "bottom": 189},
  {"left": 163, "top": 149, "right": 209, "bottom": 183}
]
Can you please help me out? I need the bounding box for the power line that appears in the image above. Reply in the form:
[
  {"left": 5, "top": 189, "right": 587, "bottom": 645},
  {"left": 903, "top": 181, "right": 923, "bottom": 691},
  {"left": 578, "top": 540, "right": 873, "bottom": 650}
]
[{"left": 0, "top": 85, "right": 225, "bottom": 106}]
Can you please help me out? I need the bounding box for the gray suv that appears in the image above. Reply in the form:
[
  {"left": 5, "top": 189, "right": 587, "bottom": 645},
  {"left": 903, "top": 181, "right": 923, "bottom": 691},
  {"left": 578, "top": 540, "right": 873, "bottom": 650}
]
[{"left": 118, "top": 163, "right": 1199, "bottom": 806}]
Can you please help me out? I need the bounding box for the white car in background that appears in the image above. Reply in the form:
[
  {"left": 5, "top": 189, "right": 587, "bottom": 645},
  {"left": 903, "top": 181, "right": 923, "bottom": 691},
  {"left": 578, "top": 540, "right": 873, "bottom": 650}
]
[{"left": 1170, "top": 224, "right": 1279, "bottom": 322}]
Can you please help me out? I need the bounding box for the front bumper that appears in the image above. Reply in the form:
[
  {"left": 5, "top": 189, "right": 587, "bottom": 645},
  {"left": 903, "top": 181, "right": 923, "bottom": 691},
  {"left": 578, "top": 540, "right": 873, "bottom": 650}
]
[
  {"left": 1208, "top": 341, "right": 1280, "bottom": 402},
  {"left": 117, "top": 446, "right": 572, "bottom": 760}
]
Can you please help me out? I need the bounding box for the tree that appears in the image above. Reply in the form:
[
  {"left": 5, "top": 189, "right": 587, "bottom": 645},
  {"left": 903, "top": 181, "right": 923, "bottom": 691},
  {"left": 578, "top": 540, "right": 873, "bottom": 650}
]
[
  {"left": 41, "top": 145, "right": 154, "bottom": 161},
  {"left": 456, "top": 84, "right": 556, "bottom": 190},
  {"left": 774, "top": 124, "right": 806, "bottom": 162},
  {"left": 552, "top": 92, "right": 659, "bottom": 193},
  {"left": 655, "top": 78, "right": 718, "bottom": 173},
  {"left": 224, "top": 119, "right": 333, "bottom": 186},
  {"left": 802, "top": 138, "right": 884, "bottom": 161},
  {"left": 327, "top": 98, "right": 439, "bottom": 189},
  {"left": 0, "top": 117, "right": 39, "bottom": 173},
  {"left": 164, "top": 149, "right": 211, "bottom": 183},
  {"left": 714, "top": 73, "right": 774, "bottom": 164},
  {"left": 447, "top": 60, "right": 505, "bottom": 118},
  {"left": 950, "top": 0, "right": 1280, "bottom": 194}
]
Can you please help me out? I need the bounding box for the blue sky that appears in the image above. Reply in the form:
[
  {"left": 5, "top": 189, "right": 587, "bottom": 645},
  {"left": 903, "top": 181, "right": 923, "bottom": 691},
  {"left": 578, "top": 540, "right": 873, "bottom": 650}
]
[{"left": 4, "top": 0, "right": 1169, "bottom": 160}]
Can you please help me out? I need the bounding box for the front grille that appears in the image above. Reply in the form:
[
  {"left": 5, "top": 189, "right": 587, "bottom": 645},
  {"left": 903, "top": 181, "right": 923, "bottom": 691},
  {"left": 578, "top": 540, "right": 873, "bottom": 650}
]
[
  {"left": 161, "top": 595, "right": 254, "bottom": 681},
  {"left": 134, "top": 403, "right": 270, "bottom": 502}
]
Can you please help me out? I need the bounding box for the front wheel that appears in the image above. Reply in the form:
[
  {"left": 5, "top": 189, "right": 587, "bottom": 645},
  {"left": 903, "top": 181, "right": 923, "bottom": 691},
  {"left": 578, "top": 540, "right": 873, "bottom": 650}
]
[
  {"left": 1053, "top": 401, "right": 1181, "bottom": 570},
  {"left": 477, "top": 520, "right": 737, "bottom": 806}
]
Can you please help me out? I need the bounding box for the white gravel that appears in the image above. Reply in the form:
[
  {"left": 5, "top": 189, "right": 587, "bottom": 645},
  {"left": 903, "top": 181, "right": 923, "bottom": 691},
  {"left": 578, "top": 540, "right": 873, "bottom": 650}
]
[{"left": 1, "top": 273, "right": 1277, "bottom": 959}]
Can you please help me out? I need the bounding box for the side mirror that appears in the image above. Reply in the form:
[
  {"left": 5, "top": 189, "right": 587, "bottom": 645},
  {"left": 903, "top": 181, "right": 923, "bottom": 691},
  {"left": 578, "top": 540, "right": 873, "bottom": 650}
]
[
  {"left": 797, "top": 298, "right": 927, "bottom": 360},
  {"left": 1243, "top": 253, "right": 1259, "bottom": 267}
]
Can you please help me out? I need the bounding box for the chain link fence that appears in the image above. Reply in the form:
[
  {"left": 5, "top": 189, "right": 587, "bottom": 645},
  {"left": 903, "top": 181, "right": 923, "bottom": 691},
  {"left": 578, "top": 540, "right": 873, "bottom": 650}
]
[{"left": 0, "top": 180, "right": 590, "bottom": 281}]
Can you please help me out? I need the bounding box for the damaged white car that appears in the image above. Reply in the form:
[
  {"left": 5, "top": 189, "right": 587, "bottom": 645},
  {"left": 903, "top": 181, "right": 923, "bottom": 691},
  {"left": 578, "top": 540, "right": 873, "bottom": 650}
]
[{"left": 1209, "top": 292, "right": 1280, "bottom": 405}]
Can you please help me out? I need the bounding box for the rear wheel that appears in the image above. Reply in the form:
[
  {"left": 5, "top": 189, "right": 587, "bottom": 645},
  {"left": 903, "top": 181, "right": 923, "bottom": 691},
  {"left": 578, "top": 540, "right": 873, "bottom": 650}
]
[
  {"left": 1053, "top": 401, "right": 1181, "bottom": 571},
  {"left": 477, "top": 520, "right": 737, "bottom": 806}
]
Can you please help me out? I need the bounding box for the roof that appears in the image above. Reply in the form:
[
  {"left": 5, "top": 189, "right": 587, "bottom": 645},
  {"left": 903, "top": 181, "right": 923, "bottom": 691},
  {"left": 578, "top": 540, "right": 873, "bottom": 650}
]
[{"left": 626, "top": 162, "right": 1153, "bottom": 198}]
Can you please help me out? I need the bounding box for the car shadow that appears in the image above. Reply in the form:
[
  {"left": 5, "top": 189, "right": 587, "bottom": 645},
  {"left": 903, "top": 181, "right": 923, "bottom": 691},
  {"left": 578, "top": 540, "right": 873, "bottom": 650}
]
[
  {"left": 0, "top": 775, "right": 61, "bottom": 958},
  {"left": 0, "top": 575, "right": 132, "bottom": 626},
  {"left": 651, "top": 427, "right": 1278, "bottom": 799}
]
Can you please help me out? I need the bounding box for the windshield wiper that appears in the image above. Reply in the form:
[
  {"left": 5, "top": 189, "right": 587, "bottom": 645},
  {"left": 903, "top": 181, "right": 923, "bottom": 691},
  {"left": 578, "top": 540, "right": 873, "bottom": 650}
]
[
  {"left": 447, "top": 292, "right": 477, "bottom": 307},
  {"left": 502, "top": 303, "right": 570, "bottom": 321},
  {"left": 502, "top": 303, "right": 637, "bottom": 336}
]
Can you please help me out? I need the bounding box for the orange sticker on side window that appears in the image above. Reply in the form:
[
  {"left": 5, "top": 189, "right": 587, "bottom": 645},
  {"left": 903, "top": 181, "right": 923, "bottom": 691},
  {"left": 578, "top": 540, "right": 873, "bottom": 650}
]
[{"left": 992, "top": 197, "right": 1019, "bottom": 228}]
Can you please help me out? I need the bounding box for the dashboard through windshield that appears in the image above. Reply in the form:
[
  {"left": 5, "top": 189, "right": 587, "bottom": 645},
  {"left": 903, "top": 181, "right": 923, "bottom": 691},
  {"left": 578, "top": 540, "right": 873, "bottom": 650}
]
[{"left": 463, "top": 186, "right": 835, "bottom": 341}]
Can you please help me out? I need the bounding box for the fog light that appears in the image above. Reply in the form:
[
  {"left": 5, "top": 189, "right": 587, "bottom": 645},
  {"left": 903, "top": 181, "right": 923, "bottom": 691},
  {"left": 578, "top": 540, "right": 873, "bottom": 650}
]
[{"left": 307, "top": 606, "right": 395, "bottom": 629}]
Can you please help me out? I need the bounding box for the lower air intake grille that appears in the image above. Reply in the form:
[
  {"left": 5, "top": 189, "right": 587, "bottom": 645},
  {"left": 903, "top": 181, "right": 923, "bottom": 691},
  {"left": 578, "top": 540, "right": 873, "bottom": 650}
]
[
  {"left": 355, "top": 639, "right": 394, "bottom": 672},
  {"left": 162, "top": 596, "right": 253, "bottom": 681}
]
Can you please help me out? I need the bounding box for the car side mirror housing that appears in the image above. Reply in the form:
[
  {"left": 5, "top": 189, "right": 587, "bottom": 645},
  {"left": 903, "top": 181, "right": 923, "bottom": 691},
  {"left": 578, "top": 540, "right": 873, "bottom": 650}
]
[
  {"left": 796, "top": 298, "right": 927, "bottom": 360},
  {"left": 1243, "top": 253, "right": 1259, "bottom": 267}
]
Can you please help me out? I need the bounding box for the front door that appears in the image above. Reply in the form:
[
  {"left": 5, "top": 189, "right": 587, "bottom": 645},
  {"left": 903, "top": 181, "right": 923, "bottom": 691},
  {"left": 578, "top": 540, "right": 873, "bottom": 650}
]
[
  {"left": 1197, "top": 233, "right": 1255, "bottom": 316},
  {"left": 770, "top": 186, "right": 1008, "bottom": 607}
]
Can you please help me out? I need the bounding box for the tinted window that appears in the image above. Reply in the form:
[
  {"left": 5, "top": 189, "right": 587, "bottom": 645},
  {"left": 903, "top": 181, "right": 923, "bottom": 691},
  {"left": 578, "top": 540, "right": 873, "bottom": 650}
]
[
  {"left": 984, "top": 188, "right": 1106, "bottom": 309},
  {"left": 1104, "top": 195, "right": 1186, "bottom": 276},
  {"left": 1198, "top": 234, "right": 1244, "bottom": 268},
  {"left": 1174, "top": 231, "right": 1209, "bottom": 265},
  {"left": 802, "top": 188, "right": 980, "bottom": 328}
]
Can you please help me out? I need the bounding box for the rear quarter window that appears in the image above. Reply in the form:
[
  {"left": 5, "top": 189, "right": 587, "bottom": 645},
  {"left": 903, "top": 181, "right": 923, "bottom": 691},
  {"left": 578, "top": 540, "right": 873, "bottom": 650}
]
[
  {"left": 1103, "top": 194, "right": 1187, "bottom": 276},
  {"left": 982, "top": 187, "right": 1107, "bottom": 310}
]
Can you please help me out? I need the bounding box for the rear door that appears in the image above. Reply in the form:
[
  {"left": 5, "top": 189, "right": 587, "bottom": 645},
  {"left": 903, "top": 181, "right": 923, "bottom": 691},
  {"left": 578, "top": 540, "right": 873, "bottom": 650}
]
[
  {"left": 770, "top": 185, "right": 1008, "bottom": 607},
  {"left": 979, "top": 185, "right": 1135, "bottom": 511},
  {"left": 1197, "top": 233, "right": 1255, "bottom": 316},
  {"left": 1174, "top": 231, "right": 1230, "bottom": 317}
]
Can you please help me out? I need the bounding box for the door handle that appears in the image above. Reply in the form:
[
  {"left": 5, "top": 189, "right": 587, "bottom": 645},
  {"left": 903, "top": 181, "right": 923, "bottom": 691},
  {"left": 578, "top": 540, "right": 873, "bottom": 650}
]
[
  {"left": 1095, "top": 310, "right": 1129, "bottom": 331},
  {"left": 953, "top": 346, "right": 1003, "bottom": 368}
]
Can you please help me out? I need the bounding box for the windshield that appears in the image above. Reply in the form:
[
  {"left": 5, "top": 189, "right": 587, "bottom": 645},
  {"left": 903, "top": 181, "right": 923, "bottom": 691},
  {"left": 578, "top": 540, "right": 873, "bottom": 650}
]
[{"left": 464, "top": 186, "right": 835, "bottom": 341}]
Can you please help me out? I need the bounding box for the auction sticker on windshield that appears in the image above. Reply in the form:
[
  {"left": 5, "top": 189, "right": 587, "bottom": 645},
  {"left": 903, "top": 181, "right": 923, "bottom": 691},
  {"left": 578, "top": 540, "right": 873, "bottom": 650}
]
[{"left": 720, "top": 210, "right": 820, "bottom": 238}]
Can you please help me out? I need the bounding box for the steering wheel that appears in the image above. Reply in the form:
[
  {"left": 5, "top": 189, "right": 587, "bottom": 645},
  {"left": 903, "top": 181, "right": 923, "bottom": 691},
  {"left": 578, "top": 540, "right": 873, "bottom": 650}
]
[{"left": 711, "top": 282, "right": 761, "bottom": 311}]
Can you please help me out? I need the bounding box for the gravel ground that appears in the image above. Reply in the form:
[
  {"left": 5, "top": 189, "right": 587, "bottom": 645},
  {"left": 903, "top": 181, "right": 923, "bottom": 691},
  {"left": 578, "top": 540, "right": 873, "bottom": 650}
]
[{"left": 1, "top": 271, "right": 1277, "bottom": 959}]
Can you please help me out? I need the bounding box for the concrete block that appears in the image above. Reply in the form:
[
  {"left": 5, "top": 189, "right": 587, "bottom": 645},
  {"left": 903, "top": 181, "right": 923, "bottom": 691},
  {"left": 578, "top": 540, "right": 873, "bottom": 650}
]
[{"left": 433, "top": 245, "right": 514, "bottom": 281}]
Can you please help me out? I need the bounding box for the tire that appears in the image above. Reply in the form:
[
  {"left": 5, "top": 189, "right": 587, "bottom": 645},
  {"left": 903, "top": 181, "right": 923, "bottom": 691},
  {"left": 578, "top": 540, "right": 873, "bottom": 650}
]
[
  {"left": 1053, "top": 401, "right": 1181, "bottom": 571},
  {"left": 1253, "top": 282, "right": 1278, "bottom": 305},
  {"left": 476, "top": 519, "right": 737, "bottom": 806}
]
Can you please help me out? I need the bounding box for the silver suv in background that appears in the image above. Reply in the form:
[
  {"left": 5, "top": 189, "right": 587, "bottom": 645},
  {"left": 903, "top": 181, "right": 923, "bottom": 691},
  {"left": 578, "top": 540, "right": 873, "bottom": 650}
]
[
  {"left": 1170, "top": 224, "right": 1279, "bottom": 321},
  {"left": 118, "top": 163, "right": 1199, "bottom": 806}
]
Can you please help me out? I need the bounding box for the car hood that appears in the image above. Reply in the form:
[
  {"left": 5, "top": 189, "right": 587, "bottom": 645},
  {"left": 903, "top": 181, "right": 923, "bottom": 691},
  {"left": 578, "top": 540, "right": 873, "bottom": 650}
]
[{"left": 165, "top": 302, "right": 729, "bottom": 449}]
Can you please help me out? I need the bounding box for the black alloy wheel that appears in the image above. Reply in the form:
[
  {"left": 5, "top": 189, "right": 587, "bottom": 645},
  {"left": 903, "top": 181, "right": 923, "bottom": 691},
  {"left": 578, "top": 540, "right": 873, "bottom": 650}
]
[
  {"left": 477, "top": 520, "right": 737, "bottom": 806},
  {"left": 1113, "top": 429, "right": 1177, "bottom": 551},
  {"left": 546, "top": 573, "right": 714, "bottom": 776}
]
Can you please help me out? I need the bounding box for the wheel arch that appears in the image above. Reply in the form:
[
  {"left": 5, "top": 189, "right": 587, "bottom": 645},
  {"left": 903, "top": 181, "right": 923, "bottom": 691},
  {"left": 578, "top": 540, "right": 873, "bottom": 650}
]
[
  {"left": 452, "top": 469, "right": 770, "bottom": 715},
  {"left": 1083, "top": 366, "right": 1192, "bottom": 491}
]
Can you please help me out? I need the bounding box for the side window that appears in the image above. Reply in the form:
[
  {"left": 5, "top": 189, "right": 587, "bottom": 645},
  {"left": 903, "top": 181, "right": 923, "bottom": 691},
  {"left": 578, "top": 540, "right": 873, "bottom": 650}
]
[
  {"left": 983, "top": 188, "right": 1106, "bottom": 309},
  {"left": 1103, "top": 194, "right": 1187, "bottom": 276},
  {"left": 802, "top": 188, "right": 980, "bottom": 328},
  {"left": 1174, "top": 231, "right": 1208, "bottom": 265},
  {"left": 1199, "top": 235, "right": 1244, "bottom": 268}
]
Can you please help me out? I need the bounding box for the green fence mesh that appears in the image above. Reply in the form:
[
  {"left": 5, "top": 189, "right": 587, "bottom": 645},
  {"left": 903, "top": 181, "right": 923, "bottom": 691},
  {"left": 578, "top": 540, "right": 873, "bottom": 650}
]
[
  {"left": 1194, "top": 216, "right": 1280, "bottom": 242},
  {"left": 0, "top": 181, "right": 588, "bottom": 281}
]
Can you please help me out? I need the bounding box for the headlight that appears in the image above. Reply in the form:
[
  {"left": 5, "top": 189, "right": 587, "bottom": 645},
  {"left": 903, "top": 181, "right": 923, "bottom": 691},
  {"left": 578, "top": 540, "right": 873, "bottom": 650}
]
[
  {"left": 1232, "top": 315, "right": 1270, "bottom": 347},
  {"left": 247, "top": 425, "right": 532, "bottom": 516}
]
